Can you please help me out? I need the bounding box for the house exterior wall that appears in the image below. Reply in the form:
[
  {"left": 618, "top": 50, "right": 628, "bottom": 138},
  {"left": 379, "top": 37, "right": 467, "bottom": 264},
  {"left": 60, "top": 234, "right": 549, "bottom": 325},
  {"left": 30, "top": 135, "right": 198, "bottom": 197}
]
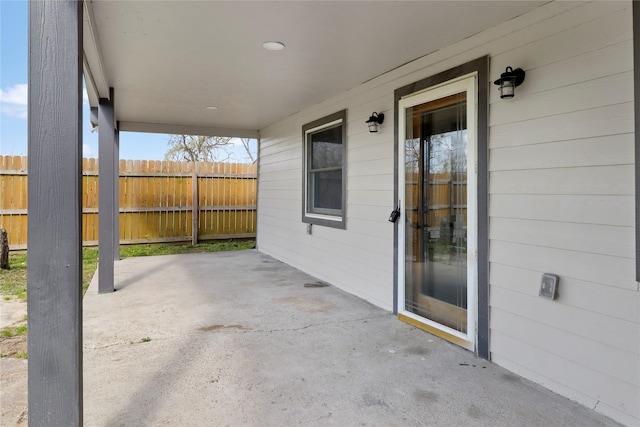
[{"left": 257, "top": 1, "right": 639, "bottom": 425}]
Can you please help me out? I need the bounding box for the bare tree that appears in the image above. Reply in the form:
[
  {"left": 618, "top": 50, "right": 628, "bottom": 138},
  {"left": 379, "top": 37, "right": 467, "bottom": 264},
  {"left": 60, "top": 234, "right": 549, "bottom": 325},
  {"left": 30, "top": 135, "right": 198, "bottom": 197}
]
[
  {"left": 164, "top": 135, "right": 233, "bottom": 162},
  {"left": 240, "top": 138, "right": 256, "bottom": 163}
]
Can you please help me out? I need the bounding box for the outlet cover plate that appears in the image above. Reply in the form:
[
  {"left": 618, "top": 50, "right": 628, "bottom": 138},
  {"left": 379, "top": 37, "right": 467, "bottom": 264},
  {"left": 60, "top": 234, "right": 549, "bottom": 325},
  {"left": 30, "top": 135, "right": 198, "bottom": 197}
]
[{"left": 539, "top": 273, "right": 559, "bottom": 300}]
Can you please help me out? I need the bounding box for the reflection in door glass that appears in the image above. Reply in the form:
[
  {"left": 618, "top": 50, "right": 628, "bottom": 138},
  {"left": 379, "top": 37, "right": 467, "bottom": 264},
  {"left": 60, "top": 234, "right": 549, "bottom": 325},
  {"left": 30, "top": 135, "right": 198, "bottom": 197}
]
[{"left": 404, "top": 92, "right": 468, "bottom": 333}]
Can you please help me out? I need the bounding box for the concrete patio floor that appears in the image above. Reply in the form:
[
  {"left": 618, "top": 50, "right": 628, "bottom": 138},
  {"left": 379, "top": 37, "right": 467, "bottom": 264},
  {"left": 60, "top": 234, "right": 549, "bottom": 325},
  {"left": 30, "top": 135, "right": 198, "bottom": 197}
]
[{"left": 81, "top": 249, "right": 620, "bottom": 426}]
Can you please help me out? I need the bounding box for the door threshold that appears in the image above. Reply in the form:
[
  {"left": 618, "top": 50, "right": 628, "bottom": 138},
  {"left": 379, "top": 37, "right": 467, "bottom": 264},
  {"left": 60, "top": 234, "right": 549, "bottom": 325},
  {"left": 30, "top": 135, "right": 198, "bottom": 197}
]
[{"left": 398, "top": 313, "right": 474, "bottom": 351}]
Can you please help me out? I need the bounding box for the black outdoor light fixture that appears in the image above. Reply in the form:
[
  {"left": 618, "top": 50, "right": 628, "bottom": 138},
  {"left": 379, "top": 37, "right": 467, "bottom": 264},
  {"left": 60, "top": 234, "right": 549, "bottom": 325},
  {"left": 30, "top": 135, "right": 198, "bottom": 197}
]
[
  {"left": 493, "top": 66, "right": 525, "bottom": 99},
  {"left": 366, "top": 112, "right": 384, "bottom": 132}
]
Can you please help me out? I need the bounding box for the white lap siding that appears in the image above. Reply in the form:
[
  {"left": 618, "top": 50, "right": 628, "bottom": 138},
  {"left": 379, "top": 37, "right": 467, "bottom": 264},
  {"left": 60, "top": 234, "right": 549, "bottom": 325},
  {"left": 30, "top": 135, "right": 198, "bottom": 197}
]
[{"left": 257, "top": 1, "right": 639, "bottom": 424}]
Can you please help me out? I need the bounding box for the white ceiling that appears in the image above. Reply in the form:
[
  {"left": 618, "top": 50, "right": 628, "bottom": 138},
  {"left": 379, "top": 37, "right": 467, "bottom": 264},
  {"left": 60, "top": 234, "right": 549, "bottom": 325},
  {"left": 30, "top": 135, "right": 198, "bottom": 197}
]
[{"left": 83, "top": 1, "right": 546, "bottom": 137}]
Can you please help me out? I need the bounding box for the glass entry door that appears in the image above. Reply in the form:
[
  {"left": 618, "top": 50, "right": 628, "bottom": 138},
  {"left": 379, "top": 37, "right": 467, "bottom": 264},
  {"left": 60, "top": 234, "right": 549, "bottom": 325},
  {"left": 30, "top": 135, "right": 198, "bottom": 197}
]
[{"left": 398, "top": 76, "right": 477, "bottom": 349}]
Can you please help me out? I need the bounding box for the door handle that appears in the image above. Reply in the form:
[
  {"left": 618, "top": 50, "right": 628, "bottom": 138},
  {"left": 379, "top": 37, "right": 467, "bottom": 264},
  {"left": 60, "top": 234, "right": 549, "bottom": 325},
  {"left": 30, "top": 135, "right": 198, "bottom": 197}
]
[{"left": 389, "top": 201, "right": 401, "bottom": 223}]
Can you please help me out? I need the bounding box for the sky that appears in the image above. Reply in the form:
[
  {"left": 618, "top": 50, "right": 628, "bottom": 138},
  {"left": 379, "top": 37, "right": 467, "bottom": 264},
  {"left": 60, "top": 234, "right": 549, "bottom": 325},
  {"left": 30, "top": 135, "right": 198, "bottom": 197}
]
[{"left": 0, "top": 1, "right": 256, "bottom": 162}]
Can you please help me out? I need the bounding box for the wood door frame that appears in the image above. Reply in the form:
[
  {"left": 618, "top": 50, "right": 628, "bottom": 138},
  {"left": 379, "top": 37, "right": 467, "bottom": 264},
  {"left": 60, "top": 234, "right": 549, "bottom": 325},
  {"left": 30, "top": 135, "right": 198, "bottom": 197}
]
[{"left": 393, "top": 56, "right": 489, "bottom": 359}]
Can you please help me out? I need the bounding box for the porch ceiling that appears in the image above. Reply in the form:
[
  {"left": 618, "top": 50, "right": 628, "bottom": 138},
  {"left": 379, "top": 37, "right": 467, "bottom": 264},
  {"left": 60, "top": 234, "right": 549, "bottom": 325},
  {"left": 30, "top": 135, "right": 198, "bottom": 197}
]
[{"left": 83, "top": 0, "right": 545, "bottom": 137}]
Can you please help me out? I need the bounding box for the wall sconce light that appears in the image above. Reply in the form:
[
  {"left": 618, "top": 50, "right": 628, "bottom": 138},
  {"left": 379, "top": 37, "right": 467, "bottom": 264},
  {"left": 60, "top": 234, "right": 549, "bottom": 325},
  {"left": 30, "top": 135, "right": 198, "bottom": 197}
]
[
  {"left": 493, "top": 66, "right": 525, "bottom": 99},
  {"left": 366, "top": 112, "right": 384, "bottom": 133},
  {"left": 90, "top": 107, "right": 99, "bottom": 131}
]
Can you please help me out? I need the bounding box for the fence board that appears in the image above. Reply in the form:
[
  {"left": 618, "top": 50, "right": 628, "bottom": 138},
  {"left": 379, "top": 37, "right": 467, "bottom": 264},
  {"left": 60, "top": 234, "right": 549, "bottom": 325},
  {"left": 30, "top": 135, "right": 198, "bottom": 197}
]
[{"left": 0, "top": 156, "right": 257, "bottom": 249}]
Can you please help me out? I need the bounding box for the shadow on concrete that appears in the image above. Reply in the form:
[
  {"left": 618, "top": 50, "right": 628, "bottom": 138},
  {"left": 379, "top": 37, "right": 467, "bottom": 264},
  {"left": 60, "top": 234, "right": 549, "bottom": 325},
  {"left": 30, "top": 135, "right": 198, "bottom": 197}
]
[
  {"left": 82, "top": 250, "right": 621, "bottom": 426},
  {"left": 114, "top": 258, "right": 172, "bottom": 291}
]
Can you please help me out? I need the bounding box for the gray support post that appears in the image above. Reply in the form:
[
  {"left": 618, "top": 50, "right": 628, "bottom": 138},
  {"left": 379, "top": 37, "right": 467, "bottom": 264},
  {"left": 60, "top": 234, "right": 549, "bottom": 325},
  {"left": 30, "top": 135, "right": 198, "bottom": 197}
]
[
  {"left": 27, "top": 1, "right": 84, "bottom": 425},
  {"left": 192, "top": 169, "right": 199, "bottom": 245},
  {"left": 114, "top": 127, "right": 120, "bottom": 260},
  {"left": 99, "top": 88, "right": 116, "bottom": 293},
  {"left": 255, "top": 136, "right": 261, "bottom": 250},
  {"left": 633, "top": 2, "right": 640, "bottom": 281}
]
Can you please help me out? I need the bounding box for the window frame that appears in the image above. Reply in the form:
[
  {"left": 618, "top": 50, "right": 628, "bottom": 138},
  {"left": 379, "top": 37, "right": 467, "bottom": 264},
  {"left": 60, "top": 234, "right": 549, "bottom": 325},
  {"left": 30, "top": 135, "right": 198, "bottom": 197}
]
[{"left": 301, "top": 109, "right": 347, "bottom": 229}]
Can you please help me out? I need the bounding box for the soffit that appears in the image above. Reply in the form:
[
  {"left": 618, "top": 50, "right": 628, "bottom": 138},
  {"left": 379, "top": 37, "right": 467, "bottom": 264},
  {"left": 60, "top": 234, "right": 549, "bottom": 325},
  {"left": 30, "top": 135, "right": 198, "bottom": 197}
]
[{"left": 84, "top": 0, "right": 546, "bottom": 136}]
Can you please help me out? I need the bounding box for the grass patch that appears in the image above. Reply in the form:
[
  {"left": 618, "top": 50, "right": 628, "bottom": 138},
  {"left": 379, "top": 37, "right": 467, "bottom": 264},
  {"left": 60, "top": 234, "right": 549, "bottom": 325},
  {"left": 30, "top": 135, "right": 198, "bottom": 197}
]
[
  {"left": 0, "top": 252, "right": 27, "bottom": 301},
  {"left": 0, "top": 249, "right": 99, "bottom": 300},
  {"left": 82, "top": 248, "right": 99, "bottom": 294},
  {"left": 120, "top": 239, "right": 255, "bottom": 258},
  {"left": 1, "top": 324, "right": 27, "bottom": 338}
]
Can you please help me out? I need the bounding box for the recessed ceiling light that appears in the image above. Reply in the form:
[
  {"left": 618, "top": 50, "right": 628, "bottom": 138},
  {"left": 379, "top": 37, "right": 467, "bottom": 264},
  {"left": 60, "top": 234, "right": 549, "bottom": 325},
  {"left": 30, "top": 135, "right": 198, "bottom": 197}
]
[
  {"left": 205, "top": 106, "right": 219, "bottom": 110},
  {"left": 263, "top": 41, "right": 285, "bottom": 51}
]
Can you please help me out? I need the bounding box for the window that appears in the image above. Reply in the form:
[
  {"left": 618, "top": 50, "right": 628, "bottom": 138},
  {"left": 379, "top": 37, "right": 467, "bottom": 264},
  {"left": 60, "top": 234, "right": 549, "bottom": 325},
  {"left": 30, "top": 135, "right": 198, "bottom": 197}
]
[{"left": 302, "top": 110, "right": 347, "bottom": 229}]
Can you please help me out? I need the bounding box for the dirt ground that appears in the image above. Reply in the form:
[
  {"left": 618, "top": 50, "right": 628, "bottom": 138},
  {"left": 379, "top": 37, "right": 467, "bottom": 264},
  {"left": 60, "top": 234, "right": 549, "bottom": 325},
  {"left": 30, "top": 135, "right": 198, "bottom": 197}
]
[
  {"left": 0, "top": 300, "right": 28, "bottom": 427},
  {"left": 0, "top": 330, "right": 27, "bottom": 358},
  {"left": 0, "top": 357, "right": 27, "bottom": 426}
]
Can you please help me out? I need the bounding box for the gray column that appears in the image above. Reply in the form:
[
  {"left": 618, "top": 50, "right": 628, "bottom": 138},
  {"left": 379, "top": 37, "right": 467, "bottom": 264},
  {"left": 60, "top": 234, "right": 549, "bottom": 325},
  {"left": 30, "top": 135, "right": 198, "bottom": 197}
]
[
  {"left": 27, "top": 1, "right": 84, "bottom": 425},
  {"left": 634, "top": 2, "right": 640, "bottom": 281},
  {"left": 98, "top": 88, "right": 117, "bottom": 293},
  {"left": 114, "top": 126, "right": 120, "bottom": 261}
]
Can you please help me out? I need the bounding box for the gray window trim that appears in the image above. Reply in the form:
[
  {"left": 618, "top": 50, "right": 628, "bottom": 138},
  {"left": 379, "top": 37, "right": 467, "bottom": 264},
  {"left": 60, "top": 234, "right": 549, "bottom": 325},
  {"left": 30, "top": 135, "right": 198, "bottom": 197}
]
[
  {"left": 301, "top": 109, "right": 347, "bottom": 229},
  {"left": 393, "top": 56, "right": 489, "bottom": 359}
]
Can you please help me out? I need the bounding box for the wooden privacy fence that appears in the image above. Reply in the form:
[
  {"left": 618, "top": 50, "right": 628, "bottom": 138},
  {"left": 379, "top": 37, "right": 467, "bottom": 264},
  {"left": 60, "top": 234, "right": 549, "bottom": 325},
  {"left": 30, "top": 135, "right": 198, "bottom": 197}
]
[
  {"left": 405, "top": 171, "right": 468, "bottom": 236},
  {"left": 0, "top": 156, "right": 257, "bottom": 249}
]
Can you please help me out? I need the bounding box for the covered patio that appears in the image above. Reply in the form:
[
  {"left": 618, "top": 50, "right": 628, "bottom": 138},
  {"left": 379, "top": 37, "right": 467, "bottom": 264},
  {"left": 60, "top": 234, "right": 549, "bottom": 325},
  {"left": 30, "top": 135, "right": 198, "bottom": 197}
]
[
  {"left": 26, "top": 1, "right": 640, "bottom": 424},
  {"left": 78, "top": 250, "right": 616, "bottom": 426}
]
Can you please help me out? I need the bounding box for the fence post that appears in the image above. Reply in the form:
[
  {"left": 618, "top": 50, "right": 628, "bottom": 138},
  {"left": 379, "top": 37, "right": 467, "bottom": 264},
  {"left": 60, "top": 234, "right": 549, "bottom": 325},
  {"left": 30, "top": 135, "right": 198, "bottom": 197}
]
[
  {"left": 0, "top": 228, "right": 8, "bottom": 269},
  {"left": 192, "top": 166, "right": 199, "bottom": 245}
]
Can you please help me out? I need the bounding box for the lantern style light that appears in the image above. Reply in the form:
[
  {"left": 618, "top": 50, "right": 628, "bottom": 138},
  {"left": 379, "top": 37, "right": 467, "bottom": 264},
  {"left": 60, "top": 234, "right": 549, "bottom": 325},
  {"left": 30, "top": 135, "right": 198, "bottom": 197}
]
[
  {"left": 365, "top": 112, "right": 384, "bottom": 133},
  {"left": 493, "top": 66, "right": 525, "bottom": 99}
]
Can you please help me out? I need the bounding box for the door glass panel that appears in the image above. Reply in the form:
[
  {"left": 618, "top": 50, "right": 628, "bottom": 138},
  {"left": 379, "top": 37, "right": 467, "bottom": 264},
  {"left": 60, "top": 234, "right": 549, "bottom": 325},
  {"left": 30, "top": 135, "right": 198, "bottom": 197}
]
[{"left": 404, "top": 92, "right": 468, "bottom": 333}]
